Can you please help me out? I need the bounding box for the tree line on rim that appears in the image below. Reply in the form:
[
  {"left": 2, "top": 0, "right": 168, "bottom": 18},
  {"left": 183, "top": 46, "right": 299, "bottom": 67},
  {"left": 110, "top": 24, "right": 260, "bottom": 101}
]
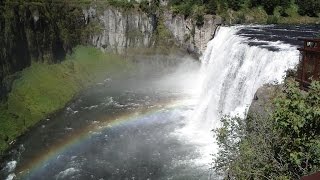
[{"left": 168, "top": 0, "right": 320, "bottom": 17}]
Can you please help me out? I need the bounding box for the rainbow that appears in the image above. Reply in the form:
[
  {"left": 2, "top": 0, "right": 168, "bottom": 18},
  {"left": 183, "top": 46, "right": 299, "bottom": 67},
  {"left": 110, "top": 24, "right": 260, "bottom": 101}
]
[{"left": 15, "top": 99, "right": 192, "bottom": 179}]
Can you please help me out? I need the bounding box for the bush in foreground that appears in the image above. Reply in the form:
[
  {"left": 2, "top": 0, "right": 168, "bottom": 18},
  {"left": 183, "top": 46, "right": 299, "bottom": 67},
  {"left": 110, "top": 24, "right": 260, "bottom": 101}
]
[{"left": 214, "top": 79, "right": 320, "bottom": 179}]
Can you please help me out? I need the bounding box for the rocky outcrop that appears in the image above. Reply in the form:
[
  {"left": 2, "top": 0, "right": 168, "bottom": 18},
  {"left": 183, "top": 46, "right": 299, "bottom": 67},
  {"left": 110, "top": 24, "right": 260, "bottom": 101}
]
[
  {"left": 0, "top": 2, "right": 85, "bottom": 100},
  {"left": 84, "top": 6, "right": 222, "bottom": 56},
  {"left": 247, "top": 84, "right": 281, "bottom": 119},
  {"left": 83, "top": 7, "right": 156, "bottom": 54},
  {"left": 163, "top": 12, "right": 222, "bottom": 56}
]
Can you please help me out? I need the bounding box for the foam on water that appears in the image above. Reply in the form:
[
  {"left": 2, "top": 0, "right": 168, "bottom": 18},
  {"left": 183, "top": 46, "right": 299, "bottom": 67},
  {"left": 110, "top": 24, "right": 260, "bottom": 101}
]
[
  {"left": 3, "top": 161, "right": 17, "bottom": 173},
  {"left": 56, "top": 168, "right": 80, "bottom": 179},
  {"left": 5, "top": 173, "right": 16, "bottom": 180}
]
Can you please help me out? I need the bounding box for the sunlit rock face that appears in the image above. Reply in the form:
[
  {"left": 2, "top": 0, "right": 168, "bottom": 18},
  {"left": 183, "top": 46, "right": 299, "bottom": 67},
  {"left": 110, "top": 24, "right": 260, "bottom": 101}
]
[
  {"left": 163, "top": 12, "right": 222, "bottom": 56},
  {"left": 83, "top": 7, "right": 155, "bottom": 54},
  {"left": 83, "top": 6, "right": 221, "bottom": 56}
]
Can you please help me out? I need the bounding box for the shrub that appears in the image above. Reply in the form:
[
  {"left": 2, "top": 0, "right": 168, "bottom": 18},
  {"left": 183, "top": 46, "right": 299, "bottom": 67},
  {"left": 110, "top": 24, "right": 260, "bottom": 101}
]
[
  {"left": 273, "top": 80, "right": 320, "bottom": 178},
  {"left": 204, "top": 0, "right": 218, "bottom": 14},
  {"left": 267, "top": 15, "right": 279, "bottom": 24},
  {"left": 296, "top": 0, "right": 320, "bottom": 17},
  {"left": 193, "top": 5, "right": 205, "bottom": 27},
  {"left": 108, "top": 0, "right": 135, "bottom": 10},
  {"left": 214, "top": 79, "right": 320, "bottom": 179},
  {"left": 226, "top": 0, "right": 245, "bottom": 11}
]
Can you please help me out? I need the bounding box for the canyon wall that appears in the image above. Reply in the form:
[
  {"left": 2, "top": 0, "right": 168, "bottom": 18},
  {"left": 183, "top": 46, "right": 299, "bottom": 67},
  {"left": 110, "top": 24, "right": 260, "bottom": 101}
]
[
  {"left": 0, "top": 2, "right": 85, "bottom": 100},
  {"left": 83, "top": 7, "right": 156, "bottom": 54},
  {"left": 84, "top": 6, "right": 221, "bottom": 56},
  {"left": 0, "top": 3, "right": 222, "bottom": 99},
  {"left": 163, "top": 12, "right": 222, "bottom": 55}
]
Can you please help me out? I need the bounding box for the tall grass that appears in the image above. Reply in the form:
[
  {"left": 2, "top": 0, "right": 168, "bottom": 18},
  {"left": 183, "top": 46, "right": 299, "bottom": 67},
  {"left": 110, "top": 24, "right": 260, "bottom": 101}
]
[{"left": 0, "top": 46, "right": 129, "bottom": 154}]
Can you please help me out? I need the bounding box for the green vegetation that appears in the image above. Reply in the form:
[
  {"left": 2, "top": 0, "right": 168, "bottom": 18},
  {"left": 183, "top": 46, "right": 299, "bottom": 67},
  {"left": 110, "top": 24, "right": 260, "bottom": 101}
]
[
  {"left": 101, "top": 0, "right": 320, "bottom": 25},
  {"left": 214, "top": 79, "right": 320, "bottom": 179},
  {"left": 107, "top": 0, "right": 135, "bottom": 10},
  {"left": 167, "top": 0, "right": 320, "bottom": 24},
  {"left": 0, "top": 46, "right": 129, "bottom": 155},
  {"left": 296, "top": 0, "right": 320, "bottom": 17},
  {"left": 154, "top": 16, "right": 175, "bottom": 47}
]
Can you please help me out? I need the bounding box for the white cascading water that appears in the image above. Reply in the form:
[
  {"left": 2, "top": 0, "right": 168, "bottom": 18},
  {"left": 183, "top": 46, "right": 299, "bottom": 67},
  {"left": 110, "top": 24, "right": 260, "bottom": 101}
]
[
  {"left": 179, "top": 25, "right": 300, "bottom": 167},
  {"left": 196, "top": 26, "right": 299, "bottom": 127}
]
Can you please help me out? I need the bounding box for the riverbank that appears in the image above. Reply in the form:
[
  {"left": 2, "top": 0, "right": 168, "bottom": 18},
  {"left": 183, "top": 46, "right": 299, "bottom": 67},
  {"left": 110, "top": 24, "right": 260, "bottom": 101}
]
[{"left": 0, "top": 46, "right": 130, "bottom": 155}]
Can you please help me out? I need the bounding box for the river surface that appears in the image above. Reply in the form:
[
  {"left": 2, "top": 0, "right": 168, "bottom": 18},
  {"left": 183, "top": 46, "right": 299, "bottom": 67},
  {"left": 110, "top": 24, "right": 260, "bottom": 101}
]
[{"left": 1, "top": 25, "right": 319, "bottom": 180}]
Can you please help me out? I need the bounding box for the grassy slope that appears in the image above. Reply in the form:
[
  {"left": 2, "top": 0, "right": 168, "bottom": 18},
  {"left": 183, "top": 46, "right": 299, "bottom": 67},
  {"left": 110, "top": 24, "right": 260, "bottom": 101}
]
[{"left": 0, "top": 46, "right": 129, "bottom": 154}]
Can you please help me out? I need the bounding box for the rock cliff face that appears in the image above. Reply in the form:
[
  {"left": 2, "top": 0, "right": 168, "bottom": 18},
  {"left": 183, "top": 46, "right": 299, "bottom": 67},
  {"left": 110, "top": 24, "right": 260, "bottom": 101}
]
[
  {"left": 0, "top": 2, "right": 85, "bottom": 100},
  {"left": 163, "top": 12, "right": 222, "bottom": 56},
  {"left": 84, "top": 6, "right": 222, "bottom": 56},
  {"left": 247, "top": 84, "right": 280, "bottom": 119},
  {"left": 83, "top": 7, "right": 156, "bottom": 54}
]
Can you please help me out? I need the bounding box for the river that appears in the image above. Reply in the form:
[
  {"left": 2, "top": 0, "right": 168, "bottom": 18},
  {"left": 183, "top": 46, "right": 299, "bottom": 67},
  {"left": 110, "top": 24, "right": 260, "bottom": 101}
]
[{"left": 1, "top": 25, "right": 319, "bottom": 180}]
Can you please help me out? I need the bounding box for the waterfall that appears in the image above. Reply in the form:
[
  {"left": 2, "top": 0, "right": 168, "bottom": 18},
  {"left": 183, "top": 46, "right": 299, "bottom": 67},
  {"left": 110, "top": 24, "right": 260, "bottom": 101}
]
[
  {"left": 194, "top": 26, "right": 300, "bottom": 130},
  {"left": 178, "top": 26, "right": 301, "bottom": 168}
]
